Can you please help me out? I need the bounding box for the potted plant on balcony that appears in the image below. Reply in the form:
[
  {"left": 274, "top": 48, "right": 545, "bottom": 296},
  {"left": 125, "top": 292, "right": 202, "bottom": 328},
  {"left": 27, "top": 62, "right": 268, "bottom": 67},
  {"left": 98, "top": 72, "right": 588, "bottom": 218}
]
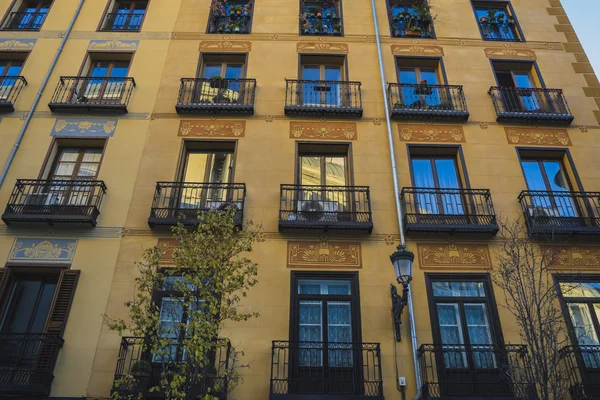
[
  {"left": 217, "top": 21, "right": 227, "bottom": 32},
  {"left": 231, "top": 5, "right": 243, "bottom": 15},
  {"left": 302, "top": 19, "right": 313, "bottom": 34},
  {"left": 325, "top": 11, "right": 333, "bottom": 18},
  {"left": 414, "top": 79, "right": 432, "bottom": 95},
  {"left": 131, "top": 360, "right": 152, "bottom": 391},
  {"left": 315, "top": 6, "right": 322, "bottom": 17},
  {"left": 333, "top": 23, "right": 341, "bottom": 35},
  {"left": 404, "top": 25, "right": 423, "bottom": 37},
  {"left": 307, "top": 6, "right": 316, "bottom": 17},
  {"left": 242, "top": 4, "right": 251, "bottom": 16},
  {"left": 232, "top": 20, "right": 242, "bottom": 33},
  {"left": 315, "top": 19, "right": 323, "bottom": 33},
  {"left": 210, "top": 75, "right": 225, "bottom": 89}
]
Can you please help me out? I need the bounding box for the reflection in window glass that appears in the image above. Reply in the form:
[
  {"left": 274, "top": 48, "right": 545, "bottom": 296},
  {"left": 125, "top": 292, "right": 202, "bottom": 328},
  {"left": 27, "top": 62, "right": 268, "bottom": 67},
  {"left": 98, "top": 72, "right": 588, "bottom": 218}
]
[
  {"left": 432, "top": 281, "right": 486, "bottom": 297},
  {"left": 298, "top": 279, "right": 351, "bottom": 295},
  {"left": 560, "top": 282, "right": 600, "bottom": 298}
]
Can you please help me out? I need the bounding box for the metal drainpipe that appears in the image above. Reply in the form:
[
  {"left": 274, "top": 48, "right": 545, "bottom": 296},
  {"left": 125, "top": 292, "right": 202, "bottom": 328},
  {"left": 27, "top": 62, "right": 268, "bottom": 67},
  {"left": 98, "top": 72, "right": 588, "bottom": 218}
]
[
  {"left": 0, "top": 0, "right": 86, "bottom": 188},
  {"left": 368, "top": 0, "right": 422, "bottom": 398}
]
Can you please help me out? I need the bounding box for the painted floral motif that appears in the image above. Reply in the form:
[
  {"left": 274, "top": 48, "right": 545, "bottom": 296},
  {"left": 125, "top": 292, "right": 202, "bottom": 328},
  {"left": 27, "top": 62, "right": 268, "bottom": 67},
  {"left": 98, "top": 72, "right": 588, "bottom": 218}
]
[
  {"left": 398, "top": 126, "right": 465, "bottom": 143},
  {"left": 288, "top": 241, "right": 361, "bottom": 268},
  {"left": 9, "top": 239, "right": 77, "bottom": 263},
  {"left": 504, "top": 128, "right": 571, "bottom": 146},
  {"left": 418, "top": 243, "right": 491, "bottom": 268},
  {"left": 289, "top": 122, "right": 357, "bottom": 140}
]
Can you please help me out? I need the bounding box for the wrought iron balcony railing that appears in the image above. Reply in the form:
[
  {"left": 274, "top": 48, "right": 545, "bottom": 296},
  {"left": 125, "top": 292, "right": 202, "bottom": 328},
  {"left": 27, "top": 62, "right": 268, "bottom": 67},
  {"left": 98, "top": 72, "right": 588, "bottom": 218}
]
[
  {"left": 559, "top": 345, "right": 600, "bottom": 400},
  {"left": 1, "top": 12, "right": 48, "bottom": 30},
  {"left": 401, "top": 188, "right": 499, "bottom": 234},
  {"left": 99, "top": 12, "right": 145, "bottom": 31},
  {"left": 48, "top": 76, "right": 136, "bottom": 113},
  {"left": 176, "top": 78, "right": 256, "bottom": 115},
  {"left": 0, "top": 76, "right": 27, "bottom": 112},
  {"left": 284, "top": 79, "right": 363, "bottom": 117},
  {"left": 279, "top": 185, "right": 373, "bottom": 233},
  {"left": 112, "top": 336, "right": 231, "bottom": 400},
  {"left": 148, "top": 182, "right": 246, "bottom": 228},
  {"left": 388, "top": 83, "right": 469, "bottom": 120},
  {"left": 208, "top": 13, "right": 252, "bottom": 34},
  {"left": 388, "top": 10, "right": 435, "bottom": 39},
  {"left": 488, "top": 86, "right": 574, "bottom": 125},
  {"left": 2, "top": 179, "right": 107, "bottom": 226},
  {"left": 0, "top": 333, "right": 64, "bottom": 397},
  {"left": 418, "top": 344, "right": 534, "bottom": 399},
  {"left": 518, "top": 190, "right": 600, "bottom": 237},
  {"left": 477, "top": 20, "right": 521, "bottom": 41},
  {"left": 300, "top": 15, "right": 343, "bottom": 36},
  {"left": 270, "top": 341, "right": 383, "bottom": 399}
]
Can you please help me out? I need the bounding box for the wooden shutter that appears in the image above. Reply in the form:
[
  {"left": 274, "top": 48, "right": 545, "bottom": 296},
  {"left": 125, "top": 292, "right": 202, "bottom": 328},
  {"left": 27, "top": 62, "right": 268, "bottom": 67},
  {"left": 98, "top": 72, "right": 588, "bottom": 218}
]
[
  {"left": 0, "top": 268, "right": 15, "bottom": 323},
  {"left": 44, "top": 269, "right": 80, "bottom": 336}
]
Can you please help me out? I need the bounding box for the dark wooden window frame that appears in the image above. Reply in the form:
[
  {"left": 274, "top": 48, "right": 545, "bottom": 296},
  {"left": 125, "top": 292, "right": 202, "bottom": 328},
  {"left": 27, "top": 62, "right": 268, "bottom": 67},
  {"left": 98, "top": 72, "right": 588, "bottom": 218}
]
[
  {"left": 37, "top": 138, "right": 108, "bottom": 181},
  {"left": 97, "top": 0, "right": 150, "bottom": 32},
  {"left": 406, "top": 144, "right": 472, "bottom": 189},
  {"left": 489, "top": 59, "right": 545, "bottom": 88},
  {"left": 0, "top": 0, "right": 55, "bottom": 30},
  {"left": 294, "top": 142, "right": 354, "bottom": 186},
  {"left": 175, "top": 140, "right": 238, "bottom": 183},
  {"left": 515, "top": 147, "right": 584, "bottom": 193},
  {"left": 197, "top": 53, "right": 249, "bottom": 79}
]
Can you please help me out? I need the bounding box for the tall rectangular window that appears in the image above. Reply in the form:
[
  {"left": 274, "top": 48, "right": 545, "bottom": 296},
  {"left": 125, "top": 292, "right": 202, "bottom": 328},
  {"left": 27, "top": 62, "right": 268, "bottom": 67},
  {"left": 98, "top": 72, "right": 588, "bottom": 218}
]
[
  {"left": 411, "top": 155, "right": 463, "bottom": 215},
  {"left": 100, "top": 0, "right": 148, "bottom": 31},
  {"left": 300, "top": 0, "right": 343, "bottom": 36},
  {"left": 472, "top": 1, "right": 522, "bottom": 42},
  {"left": 386, "top": 0, "right": 435, "bottom": 39},
  {"left": 1, "top": 0, "right": 51, "bottom": 30},
  {"left": 300, "top": 55, "right": 346, "bottom": 107},
  {"left": 207, "top": 0, "right": 253, "bottom": 34}
]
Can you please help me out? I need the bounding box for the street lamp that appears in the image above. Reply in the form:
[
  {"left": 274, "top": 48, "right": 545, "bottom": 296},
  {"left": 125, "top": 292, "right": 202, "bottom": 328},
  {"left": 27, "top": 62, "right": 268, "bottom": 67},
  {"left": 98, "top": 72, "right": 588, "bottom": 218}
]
[{"left": 390, "top": 244, "right": 414, "bottom": 342}]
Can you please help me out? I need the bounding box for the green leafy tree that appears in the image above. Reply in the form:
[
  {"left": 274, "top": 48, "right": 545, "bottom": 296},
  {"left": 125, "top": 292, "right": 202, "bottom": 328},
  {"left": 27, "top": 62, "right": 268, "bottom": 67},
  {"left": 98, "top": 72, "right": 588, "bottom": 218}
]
[{"left": 105, "top": 209, "right": 260, "bottom": 400}]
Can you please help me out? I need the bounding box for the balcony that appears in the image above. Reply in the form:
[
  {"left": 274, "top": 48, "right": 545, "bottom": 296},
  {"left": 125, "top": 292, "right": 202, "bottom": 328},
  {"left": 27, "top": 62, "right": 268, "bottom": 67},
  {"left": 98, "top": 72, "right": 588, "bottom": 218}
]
[
  {"left": 48, "top": 76, "right": 136, "bottom": 114},
  {"left": 300, "top": 14, "right": 342, "bottom": 36},
  {"left": 0, "top": 333, "right": 63, "bottom": 397},
  {"left": 388, "top": 83, "right": 469, "bottom": 121},
  {"left": 279, "top": 185, "right": 373, "bottom": 233},
  {"left": 112, "top": 337, "right": 230, "bottom": 400},
  {"left": 419, "top": 344, "right": 534, "bottom": 399},
  {"left": 148, "top": 182, "right": 246, "bottom": 229},
  {"left": 559, "top": 345, "right": 600, "bottom": 400},
  {"left": 2, "top": 179, "right": 107, "bottom": 227},
  {"left": 488, "top": 86, "right": 574, "bottom": 126},
  {"left": 270, "top": 341, "right": 384, "bottom": 400},
  {"left": 1, "top": 12, "right": 47, "bottom": 30},
  {"left": 284, "top": 79, "right": 363, "bottom": 117},
  {"left": 388, "top": 10, "right": 435, "bottom": 39},
  {"left": 518, "top": 191, "right": 600, "bottom": 237},
  {"left": 477, "top": 20, "right": 521, "bottom": 42},
  {"left": 99, "top": 12, "right": 145, "bottom": 31},
  {"left": 0, "top": 76, "right": 27, "bottom": 112},
  {"left": 400, "top": 188, "right": 499, "bottom": 235},
  {"left": 208, "top": 13, "right": 251, "bottom": 34},
  {"left": 176, "top": 78, "right": 256, "bottom": 115}
]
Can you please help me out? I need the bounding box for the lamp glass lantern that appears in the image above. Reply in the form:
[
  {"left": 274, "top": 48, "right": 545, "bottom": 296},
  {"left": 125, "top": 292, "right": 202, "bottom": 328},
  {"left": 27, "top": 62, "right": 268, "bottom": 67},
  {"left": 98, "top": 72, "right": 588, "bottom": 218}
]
[{"left": 390, "top": 245, "right": 414, "bottom": 285}]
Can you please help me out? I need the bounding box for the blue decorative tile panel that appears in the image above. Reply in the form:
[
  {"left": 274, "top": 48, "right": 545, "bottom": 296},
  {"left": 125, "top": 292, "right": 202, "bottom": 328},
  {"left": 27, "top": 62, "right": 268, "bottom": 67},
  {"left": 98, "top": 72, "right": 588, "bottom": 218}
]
[
  {"left": 88, "top": 40, "right": 139, "bottom": 51},
  {"left": 51, "top": 118, "right": 117, "bottom": 137},
  {"left": 0, "top": 39, "right": 36, "bottom": 51},
  {"left": 8, "top": 238, "right": 78, "bottom": 264}
]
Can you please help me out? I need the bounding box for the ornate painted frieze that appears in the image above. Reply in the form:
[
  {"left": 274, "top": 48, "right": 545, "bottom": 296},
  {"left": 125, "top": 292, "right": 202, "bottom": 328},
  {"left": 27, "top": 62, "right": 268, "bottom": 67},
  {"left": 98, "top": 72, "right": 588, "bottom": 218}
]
[
  {"left": 290, "top": 122, "right": 356, "bottom": 140},
  {"left": 287, "top": 241, "right": 361, "bottom": 269},
  {"left": 297, "top": 42, "right": 348, "bottom": 54},
  {"left": 51, "top": 118, "right": 117, "bottom": 137},
  {"left": 0, "top": 38, "right": 36, "bottom": 51},
  {"left": 418, "top": 243, "right": 491, "bottom": 269},
  {"left": 8, "top": 238, "right": 78, "bottom": 264},
  {"left": 88, "top": 40, "right": 139, "bottom": 51},
  {"left": 484, "top": 48, "right": 536, "bottom": 60},
  {"left": 178, "top": 120, "right": 245, "bottom": 137},
  {"left": 158, "top": 238, "right": 177, "bottom": 264},
  {"left": 551, "top": 246, "right": 600, "bottom": 269},
  {"left": 504, "top": 127, "right": 571, "bottom": 146},
  {"left": 198, "top": 41, "right": 251, "bottom": 52},
  {"left": 398, "top": 125, "right": 465, "bottom": 143},
  {"left": 391, "top": 45, "right": 444, "bottom": 57}
]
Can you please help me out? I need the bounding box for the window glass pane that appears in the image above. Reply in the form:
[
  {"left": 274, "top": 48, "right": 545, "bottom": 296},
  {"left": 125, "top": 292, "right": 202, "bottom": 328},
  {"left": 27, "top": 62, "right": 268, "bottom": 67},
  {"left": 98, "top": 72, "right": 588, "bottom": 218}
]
[
  {"left": 568, "top": 303, "right": 600, "bottom": 346},
  {"left": 298, "top": 279, "right": 351, "bottom": 295},
  {"left": 90, "top": 62, "right": 110, "bottom": 77},
  {"left": 82, "top": 149, "right": 102, "bottom": 163},
  {"left": 301, "top": 156, "right": 321, "bottom": 185},
  {"left": 302, "top": 65, "right": 320, "bottom": 80},
  {"left": 465, "top": 303, "right": 495, "bottom": 368},
  {"left": 162, "top": 276, "right": 197, "bottom": 292},
  {"left": 154, "top": 297, "right": 184, "bottom": 362},
  {"left": 543, "top": 161, "right": 570, "bottom": 192},
  {"left": 399, "top": 69, "right": 418, "bottom": 84},
  {"left": 2, "top": 280, "right": 42, "bottom": 333},
  {"left": 183, "top": 152, "right": 209, "bottom": 182},
  {"left": 299, "top": 300, "right": 322, "bottom": 366},
  {"left": 324, "top": 66, "right": 341, "bottom": 81},
  {"left": 209, "top": 152, "right": 232, "bottom": 184},
  {"left": 521, "top": 161, "right": 547, "bottom": 191},
  {"left": 419, "top": 70, "right": 438, "bottom": 85},
  {"left": 432, "top": 281, "right": 486, "bottom": 297},
  {"left": 109, "top": 63, "right": 129, "bottom": 78},
  {"left": 6, "top": 63, "right": 23, "bottom": 76},
  {"left": 324, "top": 157, "right": 346, "bottom": 186},
  {"left": 203, "top": 64, "right": 222, "bottom": 78},
  {"left": 513, "top": 72, "right": 533, "bottom": 89},
  {"left": 560, "top": 282, "right": 600, "bottom": 298},
  {"left": 436, "top": 303, "right": 467, "bottom": 368},
  {"left": 30, "top": 282, "right": 57, "bottom": 333},
  {"left": 224, "top": 64, "right": 243, "bottom": 79},
  {"left": 412, "top": 159, "right": 435, "bottom": 188},
  {"left": 435, "top": 159, "right": 460, "bottom": 189},
  {"left": 328, "top": 301, "right": 353, "bottom": 367}
]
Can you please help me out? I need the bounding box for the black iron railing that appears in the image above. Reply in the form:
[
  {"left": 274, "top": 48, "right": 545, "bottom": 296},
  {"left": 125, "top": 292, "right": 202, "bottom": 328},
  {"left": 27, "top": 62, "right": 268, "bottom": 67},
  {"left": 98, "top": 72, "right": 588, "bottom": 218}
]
[
  {"left": 300, "top": 16, "right": 342, "bottom": 36},
  {"left": 99, "top": 12, "right": 145, "bottom": 31},
  {"left": 388, "top": 10, "right": 435, "bottom": 38},
  {"left": 0, "top": 76, "right": 27, "bottom": 111},
  {"left": 284, "top": 79, "right": 363, "bottom": 117},
  {"left": 477, "top": 21, "right": 521, "bottom": 41},
  {"left": 113, "top": 337, "right": 231, "bottom": 400},
  {"left": 401, "top": 188, "right": 499, "bottom": 234},
  {"left": 270, "top": 341, "right": 383, "bottom": 399},
  {"left": 518, "top": 190, "right": 600, "bottom": 236},
  {"left": 0, "top": 333, "right": 64, "bottom": 397},
  {"left": 48, "top": 76, "right": 136, "bottom": 113},
  {"left": 559, "top": 345, "right": 600, "bottom": 400},
  {"left": 1, "top": 12, "right": 48, "bottom": 30},
  {"left": 419, "top": 344, "right": 534, "bottom": 399},
  {"left": 2, "top": 179, "right": 107, "bottom": 226},
  {"left": 176, "top": 78, "right": 256, "bottom": 114},
  {"left": 279, "top": 185, "right": 373, "bottom": 233},
  {"left": 388, "top": 83, "right": 469, "bottom": 120},
  {"left": 208, "top": 14, "right": 251, "bottom": 34},
  {"left": 488, "top": 86, "right": 574, "bottom": 125},
  {"left": 149, "top": 182, "right": 246, "bottom": 228}
]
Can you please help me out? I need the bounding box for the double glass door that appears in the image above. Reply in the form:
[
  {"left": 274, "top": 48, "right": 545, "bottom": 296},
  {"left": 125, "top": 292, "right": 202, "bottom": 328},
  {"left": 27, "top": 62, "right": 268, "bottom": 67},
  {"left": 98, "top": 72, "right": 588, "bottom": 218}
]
[
  {"left": 398, "top": 67, "right": 440, "bottom": 107},
  {"left": 111, "top": 1, "right": 147, "bottom": 30},
  {"left": 521, "top": 159, "right": 577, "bottom": 218},
  {"left": 495, "top": 69, "right": 540, "bottom": 111},
  {"left": 82, "top": 60, "right": 130, "bottom": 102},
  {"left": 301, "top": 64, "right": 342, "bottom": 107},
  {"left": 0, "top": 59, "right": 23, "bottom": 100},
  {"left": 200, "top": 62, "right": 243, "bottom": 104},
  {"left": 411, "top": 157, "right": 464, "bottom": 216},
  {"left": 13, "top": 1, "right": 50, "bottom": 29}
]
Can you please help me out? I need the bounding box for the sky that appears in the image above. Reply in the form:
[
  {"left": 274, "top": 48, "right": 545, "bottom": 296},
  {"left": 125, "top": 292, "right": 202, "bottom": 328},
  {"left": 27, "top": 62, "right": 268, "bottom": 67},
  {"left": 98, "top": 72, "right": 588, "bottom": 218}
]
[{"left": 562, "top": 0, "right": 600, "bottom": 76}]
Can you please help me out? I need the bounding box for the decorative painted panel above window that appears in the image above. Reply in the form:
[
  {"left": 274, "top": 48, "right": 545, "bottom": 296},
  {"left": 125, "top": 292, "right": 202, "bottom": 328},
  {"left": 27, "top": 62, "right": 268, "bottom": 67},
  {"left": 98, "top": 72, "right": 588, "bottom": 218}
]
[
  {"left": 386, "top": 0, "right": 435, "bottom": 39},
  {"left": 472, "top": 1, "right": 522, "bottom": 42},
  {"left": 300, "top": 0, "right": 343, "bottom": 37},
  {"left": 207, "top": 0, "right": 254, "bottom": 34}
]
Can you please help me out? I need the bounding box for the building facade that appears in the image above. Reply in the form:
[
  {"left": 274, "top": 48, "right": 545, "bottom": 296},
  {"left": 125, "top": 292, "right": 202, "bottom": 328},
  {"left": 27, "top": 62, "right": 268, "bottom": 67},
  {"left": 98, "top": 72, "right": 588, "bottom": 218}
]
[{"left": 0, "top": 0, "right": 598, "bottom": 399}]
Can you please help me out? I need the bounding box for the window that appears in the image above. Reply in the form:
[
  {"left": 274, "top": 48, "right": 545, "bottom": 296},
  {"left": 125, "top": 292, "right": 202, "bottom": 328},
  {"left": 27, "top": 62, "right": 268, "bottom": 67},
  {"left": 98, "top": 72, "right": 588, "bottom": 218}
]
[
  {"left": 300, "top": 55, "right": 346, "bottom": 107},
  {"left": 1, "top": 0, "right": 51, "bottom": 30},
  {"left": 557, "top": 278, "right": 600, "bottom": 369},
  {"left": 196, "top": 54, "right": 247, "bottom": 104},
  {"left": 0, "top": 53, "right": 26, "bottom": 100},
  {"left": 300, "top": 0, "right": 342, "bottom": 36},
  {"left": 207, "top": 0, "right": 253, "bottom": 34},
  {"left": 100, "top": 0, "right": 148, "bottom": 31},
  {"left": 386, "top": 0, "right": 434, "bottom": 38},
  {"left": 396, "top": 58, "right": 444, "bottom": 108},
  {"left": 298, "top": 144, "right": 348, "bottom": 186},
  {"left": 492, "top": 61, "right": 544, "bottom": 112},
  {"left": 472, "top": 1, "right": 522, "bottom": 42},
  {"left": 79, "top": 54, "right": 132, "bottom": 102}
]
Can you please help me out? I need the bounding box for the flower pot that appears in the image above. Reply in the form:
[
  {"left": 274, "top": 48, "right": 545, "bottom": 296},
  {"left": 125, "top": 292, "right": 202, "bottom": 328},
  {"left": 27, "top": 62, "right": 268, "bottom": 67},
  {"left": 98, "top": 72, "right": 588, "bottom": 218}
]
[
  {"left": 404, "top": 29, "right": 422, "bottom": 36},
  {"left": 316, "top": 12, "right": 322, "bottom": 17},
  {"left": 236, "top": 10, "right": 241, "bottom": 15},
  {"left": 414, "top": 86, "right": 432, "bottom": 95}
]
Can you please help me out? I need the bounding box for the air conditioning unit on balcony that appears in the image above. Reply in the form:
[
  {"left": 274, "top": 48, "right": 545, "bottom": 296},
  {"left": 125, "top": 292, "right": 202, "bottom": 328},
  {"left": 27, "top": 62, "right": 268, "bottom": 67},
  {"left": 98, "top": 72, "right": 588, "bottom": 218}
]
[{"left": 528, "top": 206, "right": 560, "bottom": 218}]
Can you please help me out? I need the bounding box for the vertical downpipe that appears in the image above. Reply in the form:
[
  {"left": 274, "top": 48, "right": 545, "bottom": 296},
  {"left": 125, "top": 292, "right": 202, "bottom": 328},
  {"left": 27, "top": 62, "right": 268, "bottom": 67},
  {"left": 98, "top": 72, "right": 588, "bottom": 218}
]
[
  {"left": 0, "top": 0, "right": 87, "bottom": 188},
  {"left": 368, "top": 0, "right": 422, "bottom": 398}
]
